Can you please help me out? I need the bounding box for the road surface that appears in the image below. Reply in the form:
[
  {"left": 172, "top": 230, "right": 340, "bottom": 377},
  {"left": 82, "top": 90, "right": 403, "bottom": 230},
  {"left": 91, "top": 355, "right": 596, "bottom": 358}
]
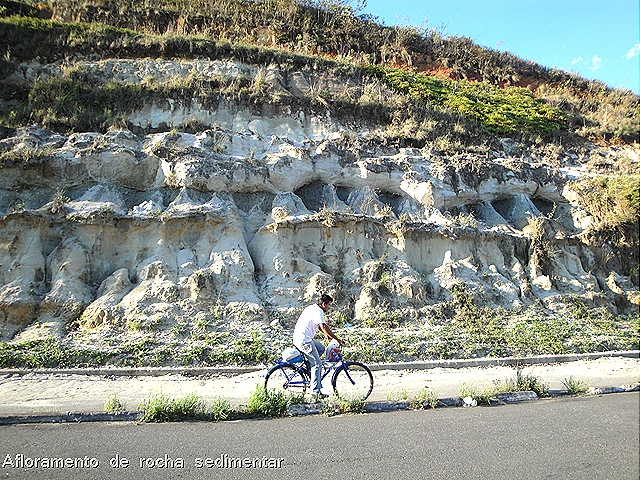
[{"left": 2, "top": 393, "right": 638, "bottom": 479}]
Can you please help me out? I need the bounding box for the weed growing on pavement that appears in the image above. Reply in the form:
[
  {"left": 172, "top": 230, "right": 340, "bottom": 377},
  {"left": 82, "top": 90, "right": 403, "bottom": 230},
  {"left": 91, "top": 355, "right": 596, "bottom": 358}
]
[
  {"left": 492, "top": 369, "right": 550, "bottom": 397},
  {"left": 514, "top": 370, "right": 550, "bottom": 397},
  {"left": 209, "top": 397, "right": 234, "bottom": 421},
  {"left": 459, "top": 383, "right": 494, "bottom": 405},
  {"left": 460, "top": 369, "right": 551, "bottom": 405},
  {"left": 386, "top": 387, "right": 409, "bottom": 401},
  {"left": 246, "top": 385, "right": 303, "bottom": 417},
  {"left": 138, "top": 393, "right": 208, "bottom": 422},
  {"left": 137, "top": 393, "right": 237, "bottom": 422},
  {"left": 323, "top": 397, "right": 366, "bottom": 416},
  {"left": 410, "top": 388, "right": 439, "bottom": 409},
  {"left": 562, "top": 376, "right": 589, "bottom": 395},
  {"left": 104, "top": 393, "right": 127, "bottom": 413}
]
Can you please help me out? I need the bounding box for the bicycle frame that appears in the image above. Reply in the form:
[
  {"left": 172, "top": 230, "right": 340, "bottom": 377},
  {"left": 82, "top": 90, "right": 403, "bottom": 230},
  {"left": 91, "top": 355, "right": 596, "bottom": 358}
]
[
  {"left": 271, "top": 351, "right": 348, "bottom": 389},
  {"left": 265, "top": 349, "right": 374, "bottom": 400}
]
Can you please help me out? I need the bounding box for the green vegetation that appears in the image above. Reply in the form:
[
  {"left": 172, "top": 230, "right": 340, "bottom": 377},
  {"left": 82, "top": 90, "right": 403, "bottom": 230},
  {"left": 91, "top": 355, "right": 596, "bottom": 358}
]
[
  {"left": 246, "top": 386, "right": 303, "bottom": 417},
  {"left": 137, "top": 389, "right": 299, "bottom": 422},
  {"left": 231, "top": 331, "right": 270, "bottom": 364},
  {"left": 459, "top": 370, "right": 549, "bottom": 405},
  {"left": 373, "top": 67, "right": 565, "bottom": 135},
  {"left": 138, "top": 393, "right": 209, "bottom": 422},
  {"left": 362, "top": 310, "right": 403, "bottom": 329},
  {"left": 0, "top": 329, "right": 276, "bottom": 368},
  {"left": 104, "top": 393, "right": 127, "bottom": 413},
  {"left": 562, "top": 376, "right": 589, "bottom": 395},
  {"left": 0, "top": 339, "right": 111, "bottom": 368},
  {"left": 209, "top": 397, "right": 234, "bottom": 422},
  {"left": 0, "top": 300, "right": 635, "bottom": 368},
  {"left": 410, "top": 387, "right": 439, "bottom": 409},
  {"left": 323, "top": 396, "right": 367, "bottom": 416},
  {"left": 386, "top": 387, "right": 409, "bottom": 401},
  {"left": 0, "top": 1, "right": 637, "bottom": 143},
  {"left": 567, "top": 174, "right": 639, "bottom": 282},
  {"left": 341, "top": 299, "right": 638, "bottom": 364},
  {"left": 0, "top": 145, "right": 53, "bottom": 167},
  {"left": 137, "top": 393, "right": 234, "bottom": 422},
  {"left": 495, "top": 369, "right": 550, "bottom": 398},
  {"left": 572, "top": 175, "right": 639, "bottom": 225},
  {"left": 570, "top": 175, "right": 639, "bottom": 242}
]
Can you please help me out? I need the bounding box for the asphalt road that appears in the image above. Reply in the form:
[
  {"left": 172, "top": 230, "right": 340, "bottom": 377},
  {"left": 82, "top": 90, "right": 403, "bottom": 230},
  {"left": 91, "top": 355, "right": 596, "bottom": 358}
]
[{"left": 1, "top": 393, "right": 638, "bottom": 480}]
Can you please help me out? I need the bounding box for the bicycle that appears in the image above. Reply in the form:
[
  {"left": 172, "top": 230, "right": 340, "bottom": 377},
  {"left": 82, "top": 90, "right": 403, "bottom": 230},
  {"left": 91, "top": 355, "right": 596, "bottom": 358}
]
[{"left": 264, "top": 347, "right": 374, "bottom": 401}]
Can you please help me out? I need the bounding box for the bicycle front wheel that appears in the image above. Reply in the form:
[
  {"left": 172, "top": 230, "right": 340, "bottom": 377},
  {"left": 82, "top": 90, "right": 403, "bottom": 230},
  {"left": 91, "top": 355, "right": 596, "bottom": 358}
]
[
  {"left": 264, "top": 363, "right": 308, "bottom": 395},
  {"left": 332, "top": 362, "right": 373, "bottom": 401}
]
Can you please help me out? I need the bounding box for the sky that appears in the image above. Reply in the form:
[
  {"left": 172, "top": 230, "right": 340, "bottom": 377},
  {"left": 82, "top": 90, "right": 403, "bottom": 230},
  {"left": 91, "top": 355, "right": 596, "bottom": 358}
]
[{"left": 361, "top": 0, "right": 639, "bottom": 93}]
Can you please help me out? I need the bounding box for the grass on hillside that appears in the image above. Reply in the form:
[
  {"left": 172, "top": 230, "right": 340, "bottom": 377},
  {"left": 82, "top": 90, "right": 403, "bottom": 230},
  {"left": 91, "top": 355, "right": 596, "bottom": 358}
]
[
  {"left": 568, "top": 174, "right": 639, "bottom": 280},
  {"left": 3, "top": 0, "right": 637, "bottom": 143},
  {"left": 0, "top": 14, "right": 636, "bottom": 144},
  {"left": 0, "top": 300, "right": 637, "bottom": 369},
  {"left": 570, "top": 175, "right": 639, "bottom": 238}
]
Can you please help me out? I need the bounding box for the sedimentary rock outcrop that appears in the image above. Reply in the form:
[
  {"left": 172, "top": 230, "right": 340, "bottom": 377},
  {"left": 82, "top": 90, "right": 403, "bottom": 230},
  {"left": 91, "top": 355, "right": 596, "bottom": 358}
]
[{"left": 0, "top": 59, "right": 638, "bottom": 342}]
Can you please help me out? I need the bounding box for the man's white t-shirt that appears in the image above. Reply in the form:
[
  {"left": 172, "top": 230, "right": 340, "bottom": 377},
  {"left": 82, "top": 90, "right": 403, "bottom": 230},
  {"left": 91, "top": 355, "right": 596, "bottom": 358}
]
[{"left": 293, "top": 304, "right": 325, "bottom": 346}]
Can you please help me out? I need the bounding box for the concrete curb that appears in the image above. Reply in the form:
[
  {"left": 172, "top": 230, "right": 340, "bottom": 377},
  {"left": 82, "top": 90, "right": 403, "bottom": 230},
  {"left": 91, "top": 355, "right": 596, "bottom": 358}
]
[
  {"left": 367, "top": 350, "right": 640, "bottom": 372},
  {"left": 1, "top": 350, "right": 637, "bottom": 378},
  {"left": 0, "top": 411, "right": 140, "bottom": 425},
  {"left": 0, "top": 366, "right": 262, "bottom": 377}
]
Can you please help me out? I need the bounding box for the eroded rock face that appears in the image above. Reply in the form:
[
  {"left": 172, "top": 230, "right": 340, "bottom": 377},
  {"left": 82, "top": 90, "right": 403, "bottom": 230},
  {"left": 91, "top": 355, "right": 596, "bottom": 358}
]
[{"left": 0, "top": 60, "right": 638, "bottom": 341}]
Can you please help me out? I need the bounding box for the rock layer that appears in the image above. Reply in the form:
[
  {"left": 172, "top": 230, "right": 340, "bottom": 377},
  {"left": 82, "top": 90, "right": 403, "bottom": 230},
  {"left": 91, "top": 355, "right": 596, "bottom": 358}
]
[{"left": 0, "top": 59, "right": 638, "bottom": 341}]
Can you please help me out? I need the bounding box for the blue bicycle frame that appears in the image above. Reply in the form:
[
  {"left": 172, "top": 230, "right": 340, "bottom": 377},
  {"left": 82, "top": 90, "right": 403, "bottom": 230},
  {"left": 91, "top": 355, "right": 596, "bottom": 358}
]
[{"left": 267, "top": 350, "right": 362, "bottom": 390}]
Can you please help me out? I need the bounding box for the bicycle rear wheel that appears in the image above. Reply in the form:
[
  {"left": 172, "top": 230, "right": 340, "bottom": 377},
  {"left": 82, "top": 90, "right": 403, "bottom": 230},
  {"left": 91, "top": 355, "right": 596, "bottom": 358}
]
[
  {"left": 264, "top": 363, "right": 308, "bottom": 395},
  {"left": 332, "top": 362, "right": 373, "bottom": 401}
]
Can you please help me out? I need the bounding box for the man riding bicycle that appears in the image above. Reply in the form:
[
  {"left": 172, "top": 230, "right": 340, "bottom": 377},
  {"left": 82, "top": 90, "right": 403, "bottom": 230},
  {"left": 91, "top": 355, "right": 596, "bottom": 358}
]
[{"left": 293, "top": 293, "right": 342, "bottom": 401}]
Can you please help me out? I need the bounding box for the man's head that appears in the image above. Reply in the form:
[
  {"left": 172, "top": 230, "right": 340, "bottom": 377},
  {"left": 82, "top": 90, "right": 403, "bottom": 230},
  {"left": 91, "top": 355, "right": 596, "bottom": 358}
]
[{"left": 319, "top": 293, "right": 333, "bottom": 312}]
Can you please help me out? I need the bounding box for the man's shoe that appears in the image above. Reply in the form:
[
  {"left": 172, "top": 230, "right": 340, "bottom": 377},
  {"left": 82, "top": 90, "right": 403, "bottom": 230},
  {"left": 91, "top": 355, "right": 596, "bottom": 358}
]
[{"left": 314, "top": 392, "right": 329, "bottom": 401}]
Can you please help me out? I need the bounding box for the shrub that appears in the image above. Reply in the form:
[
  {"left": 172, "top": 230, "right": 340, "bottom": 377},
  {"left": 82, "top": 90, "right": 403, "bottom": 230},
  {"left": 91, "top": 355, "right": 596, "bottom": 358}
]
[
  {"left": 372, "top": 67, "right": 566, "bottom": 136},
  {"left": 569, "top": 175, "right": 639, "bottom": 243}
]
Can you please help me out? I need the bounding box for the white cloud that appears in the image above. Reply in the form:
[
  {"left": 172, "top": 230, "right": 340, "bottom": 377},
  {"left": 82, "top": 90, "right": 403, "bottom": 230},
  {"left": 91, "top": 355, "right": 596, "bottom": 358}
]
[
  {"left": 590, "top": 55, "right": 602, "bottom": 71},
  {"left": 571, "top": 57, "right": 583, "bottom": 65},
  {"left": 625, "top": 43, "right": 640, "bottom": 60}
]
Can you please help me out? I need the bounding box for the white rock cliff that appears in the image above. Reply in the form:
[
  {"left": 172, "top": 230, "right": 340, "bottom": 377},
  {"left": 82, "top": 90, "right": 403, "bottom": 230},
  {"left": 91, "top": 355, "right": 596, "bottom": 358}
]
[{"left": 0, "top": 59, "right": 638, "bottom": 343}]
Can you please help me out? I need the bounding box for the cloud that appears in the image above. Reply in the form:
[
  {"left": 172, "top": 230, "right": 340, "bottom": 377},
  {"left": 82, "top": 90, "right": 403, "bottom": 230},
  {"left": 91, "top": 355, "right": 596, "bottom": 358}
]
[
  {"left": 590, "top": 55, "right": 602, "bottom": 71},
  {"left": 571, "top": 57, "right": 583, "bottom": 65},
  {"left": 626, "top": 43, "right": 640, "bottom": 60}
]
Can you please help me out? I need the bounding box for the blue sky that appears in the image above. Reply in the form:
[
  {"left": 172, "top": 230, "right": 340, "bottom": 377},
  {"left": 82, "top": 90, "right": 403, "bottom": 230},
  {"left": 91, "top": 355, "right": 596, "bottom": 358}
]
[{"left": 361, "top": 0, "right": 639, "bottom": 93}]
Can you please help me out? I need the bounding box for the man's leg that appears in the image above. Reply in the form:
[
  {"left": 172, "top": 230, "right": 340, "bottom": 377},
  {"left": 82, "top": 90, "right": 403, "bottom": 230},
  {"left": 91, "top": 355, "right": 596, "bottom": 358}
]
[{"left": 298, "top": 341, "right": 323, "bottom": 393}]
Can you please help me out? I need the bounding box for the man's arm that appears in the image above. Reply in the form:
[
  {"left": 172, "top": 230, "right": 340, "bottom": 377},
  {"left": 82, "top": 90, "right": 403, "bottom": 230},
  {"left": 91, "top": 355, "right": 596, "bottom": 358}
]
[{"left": 318, "top": 322, "right": 341, "bottom": 345}]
